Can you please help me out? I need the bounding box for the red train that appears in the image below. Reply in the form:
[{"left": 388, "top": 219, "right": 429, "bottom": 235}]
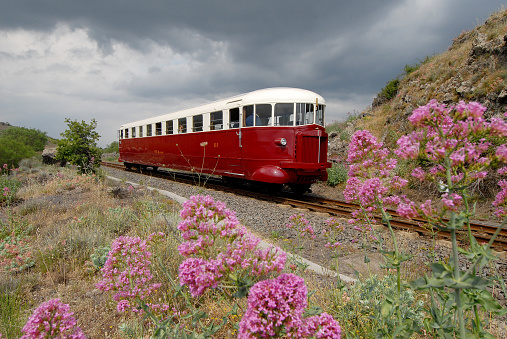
[{"left": 118, "top": 87, "right": 331, "bottom": 194}]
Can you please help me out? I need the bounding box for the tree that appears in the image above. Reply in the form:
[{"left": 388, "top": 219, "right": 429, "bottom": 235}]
[
  {"left": 56, "top": 118, "right": 102, "bottom": 174},
  {"left": 103, "top": 141, "right": 119, "bottom": 153}
]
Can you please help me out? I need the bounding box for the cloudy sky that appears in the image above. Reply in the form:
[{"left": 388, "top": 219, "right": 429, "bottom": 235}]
[{"left": 1, "top": 0, "right": 506, "bottom": 146}]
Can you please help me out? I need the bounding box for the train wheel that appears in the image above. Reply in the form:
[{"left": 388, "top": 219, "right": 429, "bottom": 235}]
[
  {"left": 124, "top": 162, "right": 133, "bottom": 170},
  {"left": 262, "top": 183, "right": 283, "bottom": 194},
  {"left": 289, "top": 184, "right": 311, "bottom": 195}
]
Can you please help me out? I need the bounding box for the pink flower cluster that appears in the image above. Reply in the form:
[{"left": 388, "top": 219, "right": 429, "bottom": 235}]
[
  {"left": 344, "top": 130, "right": 407, "bottom": 227},
  {"left": 177, "top": 195, "right": 286, "bottom": 297},
  {"left": 493, "top": 179, "right": 507, "bottom": 217},
  {"left": 395, "top": 100, "right": 507, "bottom": 184},
  {"left": 21, "top": 298, "right": 86, "bottom": 339},
  {"left": 393, "top": 100, "right": 507, "bottom": 219},
  {"left": 323, "top": 217, "right": 344, "bottom": 249},
  {"left": 238, "top": 273, "right": 341, "bottom": 338},
  {"left": 96, "top": 232, "right": 169, "bottom": 314},
  {"left": 286, "top": 214, "right": 316, "bottom": 239},
  {"left": 0, "top": 233, "right": 34, "bottom": 273}
]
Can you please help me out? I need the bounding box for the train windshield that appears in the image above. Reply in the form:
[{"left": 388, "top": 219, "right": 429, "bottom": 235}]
[
  {"left": 274, "top": 103, "right": 294, "bottom": 126},
  {"left": 296, "top": 103, "right": 313, "bottom": 125}
]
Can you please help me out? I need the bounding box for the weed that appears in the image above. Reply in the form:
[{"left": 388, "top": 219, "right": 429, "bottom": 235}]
[{"left": 326, "top": 162, "right": 348, "bottom": 187}]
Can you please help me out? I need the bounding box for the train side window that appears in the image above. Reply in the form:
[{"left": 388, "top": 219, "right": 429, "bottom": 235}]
[
  {"left": 256, "top": 104, "right": 272, "bottom": 126},
  {"left": 178, "top": 118, "right": 187, "bottom": 133},
  {"left": 124, "top": 129, "right": 129, "bottom": 138},
  {"left": 242, "top": 105, "right": 254, "bottom": 127},
  {"left": 131, "top": 127, "right": 136, "bottom": 138},
  {"left": 274, "top": 103, "right": 295, "bottom": 126},
  {"left": 166, "top": 120, "right": 173, "bottom": 135},
  {"left": 147, "top": 124, "right": 152, "bottom": 136},
  {"left": 210, "top": 111, "right": 223, "bottom": 130},
  {"left": 193, "top": 114, "right": 203, "bottom": 132},
  {"left": 316, "top": 105, "right": 324, "bottom": 126},
  {"left": 155, "top": 122, "right": 162, "bottom": 135},
  {"left": 139, "top": 126, "right": 143, "bottom": 137},
  {"left": 229, "top": 108, "right": 239, "bottom": 128}
]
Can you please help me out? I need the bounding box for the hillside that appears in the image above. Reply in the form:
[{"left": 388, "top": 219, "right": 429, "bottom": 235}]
[{"left": 329, "top": 7, "right": 507, "bottom": 157}]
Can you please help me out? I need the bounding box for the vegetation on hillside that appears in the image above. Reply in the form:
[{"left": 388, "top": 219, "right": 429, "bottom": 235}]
[
  {"left": 327, "top": 7, "right": 507, "bottom": 196},
  {"left": 103, "top": 141, "right": 119, "bottom": 153},
  {"left": 359, "top": 8, "right": 507, "bottom": 143},
  {"left": 0, "top": 126, "right": 47, "bottom": 167}
]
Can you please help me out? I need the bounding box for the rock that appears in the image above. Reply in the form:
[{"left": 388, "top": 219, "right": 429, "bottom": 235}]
[
  {"left": 42, "top": 147, "right": 66, "bottom": 166},
  {"left": 397, "top": 230, "right": 419, "bottom": 240},
  {"left": 436, "top": 239, "right": 453, "bottom": 249}
]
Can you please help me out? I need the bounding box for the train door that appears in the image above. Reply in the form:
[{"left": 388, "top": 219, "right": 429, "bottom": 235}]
[{"left": 224, "top": 104, "right": 245, "bottom": 177}]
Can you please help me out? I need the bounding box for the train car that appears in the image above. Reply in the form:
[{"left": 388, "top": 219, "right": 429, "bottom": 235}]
[{"left": 118, "top": 87, "right": 331, "bottom": 194}]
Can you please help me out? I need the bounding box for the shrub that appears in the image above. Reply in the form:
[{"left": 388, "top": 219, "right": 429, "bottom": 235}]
[
  {"left": 331, "top": 274, "right": 424, "bottom": 337},
  {"left": 378, "top": 78, "right": 400, "bottom": 101},
  {"left": 327, "top": 163, "right": 348, "bottom": 187}
]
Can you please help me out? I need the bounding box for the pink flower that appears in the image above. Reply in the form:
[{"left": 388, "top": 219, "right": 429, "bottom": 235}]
[
  {"left": 238, "top": 274, "right": 341, "bottom": 338},
  {"left": 21, "top": 299, "right": 86, "bottom": 338},
  {"left": 396, "top": 200, "right": 418, "bottom": 219},
  {"left": 177, "top": 195, "right": 286, "bottom": 296},
  {"left": 96, "top": 233, "right": 168, "bottom": 314},
  {"left": 238, "top": 273, "right": 307, "bottom": 338},
  {"left": 301, "top": 313, "right": 342, "bottom": 339}
]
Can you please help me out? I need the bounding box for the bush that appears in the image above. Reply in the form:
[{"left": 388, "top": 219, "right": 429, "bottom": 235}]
[
  {"left": 332, "top": 274, "right": 425, "bottom": 337},
  {"left": 327, "top": 163, "right": 348, "bottom": 187},
  {"left": 379, "top": 78, "right": 400, "bottom": 101}
]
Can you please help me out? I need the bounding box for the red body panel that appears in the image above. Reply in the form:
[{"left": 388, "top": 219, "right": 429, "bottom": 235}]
[{"left": 119, "top": 125, "right": 331, "bottom": 185}]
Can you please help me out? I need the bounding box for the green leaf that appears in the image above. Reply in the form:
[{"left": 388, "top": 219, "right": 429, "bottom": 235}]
[
  {"left": 303, "top": 305, "right": 323, "bottom": 317},
  {"left": 380, "top": 298, "right": 393, "bottom": 318}
]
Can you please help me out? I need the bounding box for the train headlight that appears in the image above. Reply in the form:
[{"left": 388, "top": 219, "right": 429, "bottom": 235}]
[{"left": 275, "top": 138, "right": 287, "bottom": 146}]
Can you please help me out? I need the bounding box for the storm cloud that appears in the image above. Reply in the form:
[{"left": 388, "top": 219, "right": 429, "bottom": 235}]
[{"left": 0, "top": 0, "right": 505, "bottom": 145}]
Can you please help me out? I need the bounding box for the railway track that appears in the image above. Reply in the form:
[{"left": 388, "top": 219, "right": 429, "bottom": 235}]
[{"left": 101, "top": 161, "right": 507, "bottom": 251}]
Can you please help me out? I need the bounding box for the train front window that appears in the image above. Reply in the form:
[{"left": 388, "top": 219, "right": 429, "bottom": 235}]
[
  {"left": 131, "top": 127, "right": 136, "bottom": 138},
  {"left": 316, "top": 104, "right": 325, "bottom": 126},
  {"left": 166, "top": 120, "right": 173, "bottom": 135},
  {"left": 229, "top": 108, "right": 239, "bottom": 128},
  {"left": 255, "top": 104, "right": 271, "bottom": 126},
  {"left": 274, "top": 103, "right": 294, "bottom": 126},
  {"left": 178, "top": 118, "right": 187, "bottom": 133},
  {"left": 193, "top": 114, "right": 203, "bottom": 132},
  {"left": 296, "top": 103, "right": 314, "bottom": 125},
  {"left": 210, "top": 111, "right": 223, "bottom": 130}
]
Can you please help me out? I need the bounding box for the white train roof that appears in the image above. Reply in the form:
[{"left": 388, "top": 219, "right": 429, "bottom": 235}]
[{"left": 120, "top": 87, "right": 325, "bottom": 129}]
